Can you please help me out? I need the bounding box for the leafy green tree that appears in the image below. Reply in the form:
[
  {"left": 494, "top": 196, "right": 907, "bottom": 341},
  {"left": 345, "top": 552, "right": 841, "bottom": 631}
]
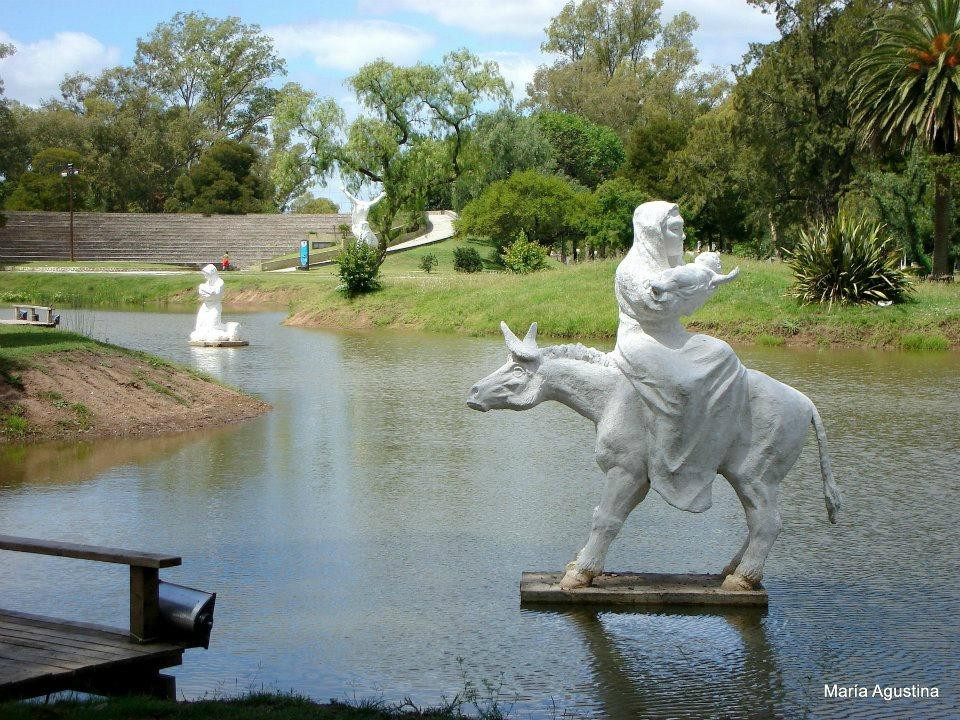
[
  {"left": 585, "top": 177, "right": 649, "bottom": 256},
  {"left": 857, "top": 148, "right": 935, "bottom": 273},
  {"left": 450, "top": 108, "right": 555, "bottom": 209},
  {"left": 851, "top": 0, "right": 960, "bottom": 278},
  {"left": 536, "top": 111, "right": 624, "bottom": 188},
  {"left": 290, "top": 194, "right": 339, "bottom": 214},
  {"left": 624, "top": 108, "right": 690, "bottom": 196},
  {"left": 134, "top": 12, "right": 285, "bottom": 141},
  {"left": 668, "top": 102, "right": 752, "bottom": 253},
  {"left": 6, "top": 148, "right": 88, "bottom": 211},
  {"left": 165, "top": 140, "right": 270, "bottom": 214},
  {"left": 734, "top": 0, "right": 883, "bottom": 245},
  {"left": 418, "top": 252, "right": 438, "bottom": 273},
  {"left": 456, "top": 170, "right": 589, "bottom": 262},
  {"left": 274, "top": 51, "right": 509, "bottom": 265},
  {"left": 528, "top": 1, "right": 722, "bottom": 135},
  {"left": 0, "top": 42, "right": 21, "bottom": 222}
]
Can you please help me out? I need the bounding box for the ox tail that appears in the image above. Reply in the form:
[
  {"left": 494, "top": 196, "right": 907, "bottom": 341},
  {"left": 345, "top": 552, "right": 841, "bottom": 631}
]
[{"left": 811, "top": 405, "right": 841, "bottom": 523}]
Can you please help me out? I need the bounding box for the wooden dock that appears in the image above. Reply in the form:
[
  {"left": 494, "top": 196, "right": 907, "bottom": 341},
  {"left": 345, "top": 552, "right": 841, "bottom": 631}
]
[
  {"left": 0, "top": 535, "right": 210, "bottom": 701},
  {"left": 2, "top": 305, "right": 58, "bottom": 328},
  {"left": 0, "top": 610, "right": 184, "bottom": 701}
]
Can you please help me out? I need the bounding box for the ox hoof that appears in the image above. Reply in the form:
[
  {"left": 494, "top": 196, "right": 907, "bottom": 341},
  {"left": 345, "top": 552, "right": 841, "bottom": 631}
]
[
  {"left": 559, "top": 567, "right": 596, "bottom": 590},
  {"left": 721, "top": 574, "right": 755, "bottom": 591}
]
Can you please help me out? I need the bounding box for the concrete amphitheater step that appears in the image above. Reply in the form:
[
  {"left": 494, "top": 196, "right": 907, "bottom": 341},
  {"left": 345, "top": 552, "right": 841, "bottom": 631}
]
[{"left": 0, "top": 211, "right": 352, "bottom": 268}]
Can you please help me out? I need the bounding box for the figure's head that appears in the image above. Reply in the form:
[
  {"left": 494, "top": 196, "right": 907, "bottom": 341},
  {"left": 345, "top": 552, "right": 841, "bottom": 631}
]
[
  {"left": 201, "top": 263, "right": 219, "bottom": 278},
  {"left": 695, "top": 251, "right": 722, "bottom": 274},
  {"left": 632, "top": 201, "right": 684, "bottom": 268},
  {"left": 467, "top": 322, "right": 546, "bottom": 412}
]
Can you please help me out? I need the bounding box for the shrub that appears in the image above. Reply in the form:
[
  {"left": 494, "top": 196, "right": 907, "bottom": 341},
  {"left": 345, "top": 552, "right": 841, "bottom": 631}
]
[
  {"left": 786, "top": 215, "right": 911, "bottom": 306},
  {"left": 418, "top": 253, "right": 438, "bottom": 273},
  {"left": 501, "top": 231, "right": 548, "bottom": 274},
  {"left": 336, "top": 242, "right": 382, "bottom": 296},
  {"left": 453, "top": 246, "right": 484, "bottom": 273},
  {"left": 456, "top": 170, "right": 589, "bottom": 259}
]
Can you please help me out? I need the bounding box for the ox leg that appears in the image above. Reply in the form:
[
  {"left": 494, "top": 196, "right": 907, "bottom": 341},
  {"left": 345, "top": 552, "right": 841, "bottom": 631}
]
[
  {"left": 722, "top": 480, "right": 782, "bottom": 591},
  {"left": 721, "top": 536, "right": 749, "bottom": 577},
  {"left": 560, "top": 467, "right": 649, "bottom": 590}
]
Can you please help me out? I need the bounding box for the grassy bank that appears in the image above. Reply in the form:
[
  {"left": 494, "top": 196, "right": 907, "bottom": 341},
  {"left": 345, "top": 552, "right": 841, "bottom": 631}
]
[
  {"left": 2, "top": 240, "right": 958, "bottom": 349},
  {"left": 0, "top": 694, "right": 461, "bottom": 720},
  {"left": 0, "top": 325, "right": 269, "bottom": 443},
  {"left": 0, "top": 688, "right": 522, "bottom": 720}
]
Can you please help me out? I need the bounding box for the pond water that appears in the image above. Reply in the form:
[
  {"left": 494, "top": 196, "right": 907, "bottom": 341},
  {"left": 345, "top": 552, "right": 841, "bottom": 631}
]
[{"left": 1, "top": 310, "right": 958, "bottom": 719}]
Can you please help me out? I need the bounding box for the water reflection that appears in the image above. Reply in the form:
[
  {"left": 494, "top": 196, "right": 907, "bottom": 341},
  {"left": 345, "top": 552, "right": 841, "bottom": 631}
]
[
  {"left": 0, "top": 310, "right": 957, "bottom": 719},
  {"left": 535, "top": 607, "right": 784, "bottom": 719}
]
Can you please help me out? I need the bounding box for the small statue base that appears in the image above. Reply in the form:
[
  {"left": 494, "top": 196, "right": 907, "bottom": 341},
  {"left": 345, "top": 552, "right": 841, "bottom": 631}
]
[
  {"left": 187, "top": 340, "right": 249, "bottom": 347},
  {"left": 520, "top": 572, "right": 767, "bottom": 607}
]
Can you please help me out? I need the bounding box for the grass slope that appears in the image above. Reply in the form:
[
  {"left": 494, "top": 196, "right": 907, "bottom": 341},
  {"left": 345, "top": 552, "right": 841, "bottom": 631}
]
[
  {"left": 2, "top": 240, "right": 958, "bottom": 348},
  {"left": 0, "top": 326, "right": 267, "bottom": 442},
  {"left": 0, "top": 694, "right": 466, "bottom": 720}
]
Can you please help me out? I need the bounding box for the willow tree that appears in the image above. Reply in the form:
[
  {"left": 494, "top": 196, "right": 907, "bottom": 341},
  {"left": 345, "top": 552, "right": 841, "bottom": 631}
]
[
  {"left": 274, "top": 51, "right": 508, "bottom": 264},
  {"left": 851, "top": 0, "right": 960, "bottom": 278}
]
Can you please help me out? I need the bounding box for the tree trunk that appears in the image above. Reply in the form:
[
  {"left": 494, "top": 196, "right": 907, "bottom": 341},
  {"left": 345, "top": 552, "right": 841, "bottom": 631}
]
[
  {"left": 933, "top": 170, "right": 952, "bottom": 280},
  {"left": 768, "top": 212, "right": 781, "bottom": 259}
]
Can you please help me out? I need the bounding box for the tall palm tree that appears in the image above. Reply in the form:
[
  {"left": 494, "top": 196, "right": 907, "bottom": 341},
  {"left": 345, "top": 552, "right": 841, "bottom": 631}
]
[{"left": 851, "top": 0, "right": 960, "bottom": 279}]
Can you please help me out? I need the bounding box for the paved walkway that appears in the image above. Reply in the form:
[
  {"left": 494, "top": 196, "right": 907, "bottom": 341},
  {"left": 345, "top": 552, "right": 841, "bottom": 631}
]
[
  {"left": 386, "top": 211, "right": 456, "bottom": 252},
  {"left": 281, "top": 211, "right": 458, "bottom": 270}
]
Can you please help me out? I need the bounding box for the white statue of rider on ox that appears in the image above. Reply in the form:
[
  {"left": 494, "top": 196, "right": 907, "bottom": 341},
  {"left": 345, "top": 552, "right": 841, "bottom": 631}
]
[{"left": 467, "top": 201, "right": 842, "bottom": 592}]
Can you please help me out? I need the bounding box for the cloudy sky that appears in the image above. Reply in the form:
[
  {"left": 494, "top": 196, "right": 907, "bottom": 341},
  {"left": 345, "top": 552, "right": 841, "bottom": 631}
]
[{"left": 0, "top": 0, "right": 778, "bottom": 107}]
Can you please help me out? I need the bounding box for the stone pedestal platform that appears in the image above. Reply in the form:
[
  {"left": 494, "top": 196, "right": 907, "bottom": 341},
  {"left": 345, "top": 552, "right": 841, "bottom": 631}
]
[
  {"left": 188, "top": 340, "right": 249, "bottom": 347},
  {"left": 520, "top": 572, "right": 767, "bottom": 607}
]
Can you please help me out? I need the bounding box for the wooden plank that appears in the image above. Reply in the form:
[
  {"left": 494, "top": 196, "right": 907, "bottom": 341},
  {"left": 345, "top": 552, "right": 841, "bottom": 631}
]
[
  {"left": 0, "top": 613, "right": 182, "bottom": 654},
  {"left": 520, "top": 572, "right": 769, "bottom": 607},
  {"left": 0, "top": 535, "right": 181, "bottom": 568},
  {"left": 0, "top": 624, "right": 151, "bottom": 657},
  {"left": 130, "top": 566, "right": 161, "bottom": 642},
  {"left": 0, "top": 633, "right": 134, "bottom": 662},
  {"left": 0, "top": 609, "right": 134, "bottom": 639}
]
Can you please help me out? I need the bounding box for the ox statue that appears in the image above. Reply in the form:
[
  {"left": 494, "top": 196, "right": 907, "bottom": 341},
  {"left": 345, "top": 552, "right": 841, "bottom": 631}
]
[{"left": 466, "top": 202, "right": 841, "bottom": 592}]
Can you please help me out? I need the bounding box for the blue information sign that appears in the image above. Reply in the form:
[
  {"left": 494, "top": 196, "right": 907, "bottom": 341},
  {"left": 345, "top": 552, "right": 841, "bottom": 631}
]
[{"left": 299, "top": 239, "right": 309, "bottom": 269}]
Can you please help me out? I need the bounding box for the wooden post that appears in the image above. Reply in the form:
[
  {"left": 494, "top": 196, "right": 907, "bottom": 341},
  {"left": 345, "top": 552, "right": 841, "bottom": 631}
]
[{"left": 129, "top": 566, "right": 161, "bottom": 642}]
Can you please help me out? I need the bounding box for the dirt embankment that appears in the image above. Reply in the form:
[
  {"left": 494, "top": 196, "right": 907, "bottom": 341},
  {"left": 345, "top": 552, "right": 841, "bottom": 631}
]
[{"left": 0, "top": 350, "right": 270, "bottom": 444}]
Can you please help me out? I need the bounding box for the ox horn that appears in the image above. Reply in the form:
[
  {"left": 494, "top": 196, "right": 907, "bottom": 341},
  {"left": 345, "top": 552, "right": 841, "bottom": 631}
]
[{"left": 500, "top": 320, "right": 539, "bottom": 360}]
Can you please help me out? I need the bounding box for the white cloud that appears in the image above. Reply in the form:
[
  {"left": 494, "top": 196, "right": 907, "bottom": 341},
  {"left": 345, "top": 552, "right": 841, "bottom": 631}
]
[
  {"left": 269, "top": 20, "right": 435, "bottom": 71},
  {"left": 0, "top": 30, "right": 121, "bottom": 106},
  {"left": 363, "top": 1, "right": 777, "bottom": 68},
  {"left": 662, "top": 1, "right": 778, "bottom": 67},
  {"left": 359, "top": 0, "right": 565, "bottom": 37},
  {"left": 482, "top": 51, "right": 545, "bottom": 101}
]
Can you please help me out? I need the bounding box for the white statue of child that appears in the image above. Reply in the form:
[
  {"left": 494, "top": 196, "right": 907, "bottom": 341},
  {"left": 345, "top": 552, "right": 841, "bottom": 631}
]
[
  {"left": 649, "top": 251, "right": 740, "bottom": 303},
  {"left": 190, "top": 264, "right": 241, "bottom": 342}
]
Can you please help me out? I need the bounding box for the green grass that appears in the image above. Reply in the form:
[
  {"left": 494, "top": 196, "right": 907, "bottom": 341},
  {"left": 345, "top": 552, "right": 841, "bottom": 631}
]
[
  {"left": 132, "top": 368, "right": 188, "bottom": 404},
  {"left": 899, "top": 333, "right": 951, "bottom": 351},
  {"left": 1, "top": 243, "right": 958, "bottom": 348},
  {"left": 1, "top": 404, "right": 30, "bottom": 439},
  {"left": 0, "top": 694, "right": 462, "bottom": 720},
  {"left": 0, "top": 687, "right": 520, "bottom": 720}
]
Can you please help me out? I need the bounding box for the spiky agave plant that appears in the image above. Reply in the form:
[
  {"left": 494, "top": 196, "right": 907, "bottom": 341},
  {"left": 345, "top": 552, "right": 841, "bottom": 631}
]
[
  {"left": 850, "top": 0, "right": 960, "bottom": 279},
  {"left": 787, "top": 215, "right": 912, "bottom": 306}
]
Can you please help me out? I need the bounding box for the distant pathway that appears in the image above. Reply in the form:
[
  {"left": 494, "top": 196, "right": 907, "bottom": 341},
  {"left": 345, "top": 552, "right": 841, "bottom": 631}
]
[{"left": 386, "top": 211, "right": 456, "bottom": 252}]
